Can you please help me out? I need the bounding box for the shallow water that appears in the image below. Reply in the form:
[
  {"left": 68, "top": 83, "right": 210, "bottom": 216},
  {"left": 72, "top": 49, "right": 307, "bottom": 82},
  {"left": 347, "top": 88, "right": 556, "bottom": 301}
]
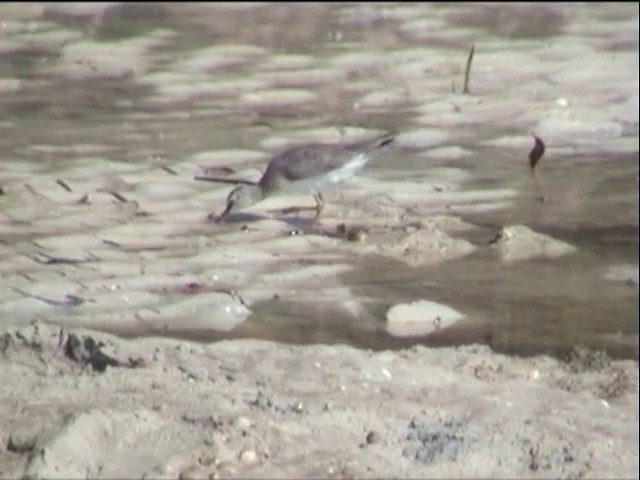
[{"left": 1, "top": 2, "right": 638, "bottom": 360}]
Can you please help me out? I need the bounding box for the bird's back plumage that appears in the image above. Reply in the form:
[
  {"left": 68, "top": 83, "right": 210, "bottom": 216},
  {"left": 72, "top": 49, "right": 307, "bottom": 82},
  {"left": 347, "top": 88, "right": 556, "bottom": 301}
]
[{"left": 258, "top": 133, "right": 394, "bottom": 193}]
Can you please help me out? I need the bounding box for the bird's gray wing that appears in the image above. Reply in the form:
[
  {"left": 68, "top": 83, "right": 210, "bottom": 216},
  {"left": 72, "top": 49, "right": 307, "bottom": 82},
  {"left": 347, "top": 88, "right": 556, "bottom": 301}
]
[
  {"left": 267, "top": 144, "right": 354, "bottom": 182},
  {"left": 259, "top": 134, "right": 395, "bottom": 188}
]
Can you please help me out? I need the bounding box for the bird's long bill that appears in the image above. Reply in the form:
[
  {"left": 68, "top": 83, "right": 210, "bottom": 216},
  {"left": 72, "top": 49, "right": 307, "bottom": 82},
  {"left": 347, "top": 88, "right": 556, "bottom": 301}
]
[{"left": 215, "top": 199, "right": 234, "bottom": 223}]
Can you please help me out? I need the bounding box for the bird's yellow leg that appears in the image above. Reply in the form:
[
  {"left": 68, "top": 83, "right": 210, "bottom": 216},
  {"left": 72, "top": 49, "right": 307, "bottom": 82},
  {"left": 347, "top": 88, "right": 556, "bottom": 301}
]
[{"left": 313, "top": 192, "right": 324, "bottom": 223}]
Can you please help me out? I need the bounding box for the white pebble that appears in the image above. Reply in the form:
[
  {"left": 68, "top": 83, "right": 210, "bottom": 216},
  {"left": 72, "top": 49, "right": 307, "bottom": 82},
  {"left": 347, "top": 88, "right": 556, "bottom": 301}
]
[{"left": 239, "top": 449, "right": 257, "bottom": 465}]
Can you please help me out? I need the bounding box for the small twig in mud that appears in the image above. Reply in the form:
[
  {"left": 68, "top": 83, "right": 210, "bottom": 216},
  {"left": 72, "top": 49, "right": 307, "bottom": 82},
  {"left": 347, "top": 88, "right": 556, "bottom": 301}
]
[
  {"left": 194, "top": 176, "right": 257, "bottom": 186},
  {"left": 61, "top": 295, "right": 87, "bottom": 306},
  {"left": 528, "top": 133, "right": 546, "bottom": 170},
  {"left": 56, "top": 179, "right": 72, "bottom": 192},
  {"left": 160, "top": 165, "right": 178, "bottom": 175},
  {"left": 222, "top": 289, "right": 248, "bottom": 307},
  {"left": 250, "top": 120, "right": 277, "bottom": 130},
  {"left": 102, "top": 238, "right": 164, "bottom": 252},
  {"left": 462, "top": 44, "right": 475, "bottom": 95},
  {"left": 12, "top": 288, "right": 86, "bottom": 307},
  {"left": 104, "top": 190, "right": 129, "bottom": 203},
  {"left": 54, "top": 327, "right": 67, "bottom": 357},
  {"left": 24, "top": 184, "right": 51, "bottom": 201},
  {"left": 27, "top": 251, "right": 99, "bottom": 265},
  {"left": 102, "top": 239, "right": 122, "bottom": 248}
]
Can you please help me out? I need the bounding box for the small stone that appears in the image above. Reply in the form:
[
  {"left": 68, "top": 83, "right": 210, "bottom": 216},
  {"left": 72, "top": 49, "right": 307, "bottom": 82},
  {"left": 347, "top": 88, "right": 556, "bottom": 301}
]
[
  {"left": 7, "top": 429, "right": 38, "bottom": 453},
  {"left": 143, "top": 461, "right": 176, "bottom": 479},
  {"left": 366, "top": 431, "right": 379, "bottom": 444},
  {"left": 239, "top": 449, "right": 258, "bottom": 465},
  {"left": 346, "top": 226, "right": 368, "bottom": 242},
  {"left": 234, "top": 416, "right": 252, "bottom": 430},
  {"left": 386, "top": 300, "right": 464, "bottom": 337},
  {"left": 179, "top": 465, "right": 209, "bottom": 480},
  {"left": 262, "top": 446, "right": 271, "bottom": 459},
  {"left": 198, "top": 450, "right": 217, "bottom": 466},
  {"left": 248, "top": 391, "right": 272, "bottom": 410},
  {"left": 182, "top": 413, "right": 220, "bottom": 428},
  {"left": 290, "top": 402, "right": 306, "bottom": 414},
  {"left": 76, "top": 193, "right": 91, "bottom": 204},
  {"left": 214, "top": 440, "right": 236, "bottom": 464},
  {"left": 215, "top": 461, "right": 237, "bottom": 475}
]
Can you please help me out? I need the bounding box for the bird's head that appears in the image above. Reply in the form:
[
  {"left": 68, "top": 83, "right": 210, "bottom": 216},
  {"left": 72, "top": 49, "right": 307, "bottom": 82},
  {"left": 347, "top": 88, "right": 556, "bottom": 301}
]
[{"left": 216, "top": 184, "right": 262, "bottom": 222}]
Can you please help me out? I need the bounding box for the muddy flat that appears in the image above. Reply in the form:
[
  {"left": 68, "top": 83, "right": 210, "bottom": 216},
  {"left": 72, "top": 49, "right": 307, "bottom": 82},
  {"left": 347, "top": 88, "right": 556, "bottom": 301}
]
[{"left": 0, "top": 3, "right": 638, "bottom": 478}]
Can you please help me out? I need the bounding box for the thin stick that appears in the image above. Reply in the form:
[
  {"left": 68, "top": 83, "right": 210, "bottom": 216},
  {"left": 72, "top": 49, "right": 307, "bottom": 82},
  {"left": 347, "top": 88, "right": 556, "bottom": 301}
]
[
  {"left": 105, "top": 190, "right": 129, "bottom": 203},
  {"left": 160, "top": 165, "right": 178, "bottom": 175},
  {"left": 56, "top": 179, "right": 72, "bottom": 192},
  {"left": 24, "top": 184, "right": 51, "bottom": 201},
  {"left": 463, "top": 44, "right": 475, "bottom": 94}
]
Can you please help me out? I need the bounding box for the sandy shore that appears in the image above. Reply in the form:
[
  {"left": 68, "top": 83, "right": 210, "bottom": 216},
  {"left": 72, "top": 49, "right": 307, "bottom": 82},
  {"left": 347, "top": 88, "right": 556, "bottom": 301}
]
[{"left": 1, "top": 322, "right": 637, "bottom": 479}]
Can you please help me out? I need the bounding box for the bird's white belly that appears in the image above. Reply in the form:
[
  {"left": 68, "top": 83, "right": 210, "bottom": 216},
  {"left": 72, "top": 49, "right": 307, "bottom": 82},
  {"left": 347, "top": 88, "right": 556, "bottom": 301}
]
[{"left": 283, "top": 153, "right": 369, "bottom": 194}]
